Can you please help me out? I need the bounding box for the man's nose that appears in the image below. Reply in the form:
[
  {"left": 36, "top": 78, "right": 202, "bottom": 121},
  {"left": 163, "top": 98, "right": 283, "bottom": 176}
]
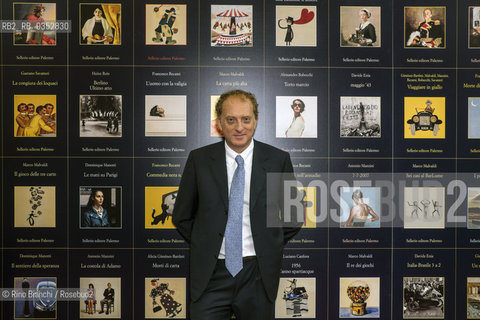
[{"left": 234, "top": 121, "right": 244, "bottom": 131}]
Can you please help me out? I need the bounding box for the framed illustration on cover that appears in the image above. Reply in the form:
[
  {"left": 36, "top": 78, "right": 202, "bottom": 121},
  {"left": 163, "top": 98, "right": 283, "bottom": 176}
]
[
  {"left": 79, "top": 3, "right": 121, "bottom": 45},
  {"left": 145, "top": 4, "right": 187, "bottom": 46},
  {"left": 340, "top": 7, "right": 381, "bottom": 47},
  {"left": 211, "top": 5, "right": 253, "bottom": 47},
  {"left": 404, "top": 7, "right": 446, "bottom": 48},
  {"left": 13, "top": 3, "right": 56, "bottom": 45},
  {"left": 276, "top": 6, "right": 316, "bottom": 47}
]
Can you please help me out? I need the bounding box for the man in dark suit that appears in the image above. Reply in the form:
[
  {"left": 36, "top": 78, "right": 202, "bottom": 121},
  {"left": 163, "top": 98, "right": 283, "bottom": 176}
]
[
  {"left": 99, "top": 282, "right": 114, "bottom": 315},
  {"left": 173, "top": 90, "right": 301, "bottom": 319}
]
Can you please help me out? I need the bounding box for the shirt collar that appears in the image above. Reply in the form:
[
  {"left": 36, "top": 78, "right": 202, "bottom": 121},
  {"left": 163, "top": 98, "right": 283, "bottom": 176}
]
[
  {"left": 92, "top": 206, "right": 103, "bottom": 214},
  {"left": 225, "top": 140, "right": 254, "bottom": 165},
  {"left": 360, "top": 21, "right": 371, "bottom": 28}
]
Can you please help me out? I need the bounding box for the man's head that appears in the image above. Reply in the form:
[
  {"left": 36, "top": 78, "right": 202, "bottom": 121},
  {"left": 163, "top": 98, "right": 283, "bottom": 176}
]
[
  {"left": 36, "top": 105, "right": 46, "bottom": 115},
  {"left": 17, "top": 103, "right": 27, "bottom": 112},
  {"left": 156, "top": 106, "right": 165, "bottom": 116},
  {"left": 27, "top": 104, "right": 35, "bottom": 114},
  {"left": 45, "top": 103, "right": 54, "bottom": 115},
  {"left": 425, "top": 100, "right": 434, "bottom": 113},
  {"left": 107, "top": 283, "right": 111, "bottom": 288},
  {"left": 423, "top": 8, "right": 433, "bottom": 21},
  {"left": 215, "top": 90, "right": 258, "bottom": 153}
]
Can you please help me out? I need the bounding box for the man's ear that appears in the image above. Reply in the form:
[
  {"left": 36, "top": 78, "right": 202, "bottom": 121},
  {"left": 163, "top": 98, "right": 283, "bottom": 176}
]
[{"left": 215, "top": 117, "right": 222, "bottom": 131}]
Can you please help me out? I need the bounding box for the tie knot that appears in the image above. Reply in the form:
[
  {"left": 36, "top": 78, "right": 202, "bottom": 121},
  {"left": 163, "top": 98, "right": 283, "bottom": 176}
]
[{"left": 235, "top": 155, "right": 244, "bottom": 167}]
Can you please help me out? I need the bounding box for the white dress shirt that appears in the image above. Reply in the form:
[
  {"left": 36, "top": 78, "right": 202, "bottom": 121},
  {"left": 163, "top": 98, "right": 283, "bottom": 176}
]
[{"left": 218, "top": 140, "right": 256, "bottom": 259}]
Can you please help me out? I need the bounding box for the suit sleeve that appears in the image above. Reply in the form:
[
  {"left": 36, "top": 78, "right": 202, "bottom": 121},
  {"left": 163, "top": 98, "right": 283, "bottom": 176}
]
[
  {"left": 172, "top": 152, "right": 198, "bottom": 244},
  {"left": 281, "top": 152, "right": 302, "bottom": 244}
]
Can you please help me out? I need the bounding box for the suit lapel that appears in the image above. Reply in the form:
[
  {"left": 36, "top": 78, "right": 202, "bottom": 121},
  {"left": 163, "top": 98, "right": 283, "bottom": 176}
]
[
  {"left": 250, "top": 141, "right": 267, "bottom": 210},
  {"left": 209, "top": 142, "right": 229, "bottom": 208}
]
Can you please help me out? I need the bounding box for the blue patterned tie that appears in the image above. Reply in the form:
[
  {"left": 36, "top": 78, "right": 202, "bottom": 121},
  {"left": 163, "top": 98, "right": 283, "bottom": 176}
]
[{"left": 225, "top": 155, "right": 245, "bottom": 277}]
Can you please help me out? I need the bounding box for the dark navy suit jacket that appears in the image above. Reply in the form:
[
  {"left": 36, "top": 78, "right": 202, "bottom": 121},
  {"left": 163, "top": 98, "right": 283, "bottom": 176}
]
[{"left": 172, "top": 140, "right": 300, "bottom": 302}]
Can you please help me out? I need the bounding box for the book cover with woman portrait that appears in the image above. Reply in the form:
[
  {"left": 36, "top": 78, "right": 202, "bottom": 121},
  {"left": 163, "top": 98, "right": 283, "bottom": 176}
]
[{"left": 276, "top": 96, "right": 318, "bottom": 138}]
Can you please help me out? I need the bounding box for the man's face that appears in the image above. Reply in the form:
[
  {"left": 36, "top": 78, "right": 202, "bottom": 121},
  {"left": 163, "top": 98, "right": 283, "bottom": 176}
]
[
  {"left": 107, "top": 283, "right": 111, "bottom": 288},
  {"left": 216, "top": 96, "right": 257, "bottom": 153},
  {"left": 38, "top": 107, "right": 46, "bottom": 115},
  {"left": 46, "top": 105, "right": 54, "bottom": 114},
  {"left": 27, "top": 104, "right": 34, "bottom": 114},
  {"left": 423, "top": 9, "right": 432, "bottom": 21}
]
